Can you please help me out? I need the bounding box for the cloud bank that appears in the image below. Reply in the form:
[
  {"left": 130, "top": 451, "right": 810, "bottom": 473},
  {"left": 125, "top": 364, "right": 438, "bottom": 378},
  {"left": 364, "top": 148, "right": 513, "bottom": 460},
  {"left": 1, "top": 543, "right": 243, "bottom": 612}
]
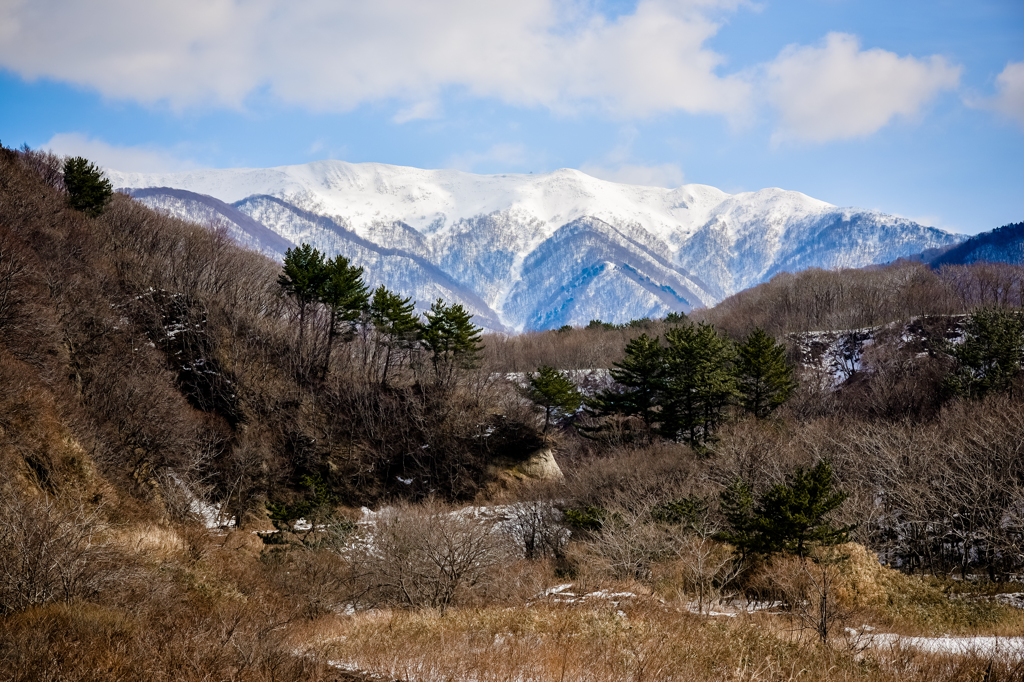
[
  {"left": 42, "top": 133, "right": 199, "bottom": 173},
  {"left": 579, "top": 162, "right": 685, "bottom": 188},
  {"left": 0, "top": 0, "right": 749, "bottom": 117},
  {"left": 765, "top": 33, "right": 961, "bottom": 143},
  {"left": 1, "top": 2, "right": 969, "bottom": 144}
]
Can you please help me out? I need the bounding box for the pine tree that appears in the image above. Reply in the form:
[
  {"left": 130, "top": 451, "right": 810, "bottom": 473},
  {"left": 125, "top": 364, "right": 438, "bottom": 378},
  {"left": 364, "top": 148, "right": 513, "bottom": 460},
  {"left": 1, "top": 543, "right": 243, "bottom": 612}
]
[
  {"left": 652, "top": 494, "right": 709, "bottom": 530},
  {"left": 319, "top": 254, "right": 368, "bottom": 378},
  {"left": 664, "top": 311, "right": 687, "bottom": 325},
  {"left": 63, "top": 156, "right": 113, "bottom": 217},
  {"left": 367, "top": 285, "right": 420, "bottom": 387},
  {"left": 718, "top": 478, "right": 756, "bottom": 558},
  {"left": 719, "top": 460, "right": 854, "bottom": 559},
  {"left": 277, "top": 244, "right": 327, "bottom": 358},
  {"left": 586, "top": 333, "right": 664, "bottom": 433},
  {"left": 943, "top": 307, "right": 1024, "bottom": 399},
  {"left": 421, "top": 298, "right": 483, "bottom": 389},
  {"left": 659, "top": 322, "right": 736, "bottom": 452},
  {"left": 525, "top": 366, "right": 582, "bottom": 433},
  {"left": 735, "top": 328, "right": 797, "bottom": 419}
]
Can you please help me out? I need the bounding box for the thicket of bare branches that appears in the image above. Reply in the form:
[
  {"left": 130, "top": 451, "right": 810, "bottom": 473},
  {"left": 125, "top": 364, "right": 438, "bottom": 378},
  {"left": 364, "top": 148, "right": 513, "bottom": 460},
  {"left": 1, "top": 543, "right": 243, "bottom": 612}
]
[
  {"left": 348, "top": 501, "right": 513, "bottom": 612},
  {"left": 699, "top": 261, "right": 1024, "bottom": 338},
  {"left": 0, "top": 493, "right": 124, "bottom": 614}
]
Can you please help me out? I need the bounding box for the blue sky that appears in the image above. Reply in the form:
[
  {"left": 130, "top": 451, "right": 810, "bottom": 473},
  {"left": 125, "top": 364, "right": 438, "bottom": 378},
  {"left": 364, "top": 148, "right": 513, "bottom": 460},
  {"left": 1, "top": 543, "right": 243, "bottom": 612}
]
[{"left": 1, "top": 0, "right": 1022, "bottom": 234}]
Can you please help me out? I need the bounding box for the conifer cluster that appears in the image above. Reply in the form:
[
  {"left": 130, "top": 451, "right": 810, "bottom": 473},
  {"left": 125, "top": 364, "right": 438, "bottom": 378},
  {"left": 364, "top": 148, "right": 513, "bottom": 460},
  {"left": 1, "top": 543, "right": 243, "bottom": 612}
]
[
  {"left": 278, "top": 243, "right": 484, "bottom": 387},
  {"left": 586, "top": 323, "right": 797, "bottom": 449}
]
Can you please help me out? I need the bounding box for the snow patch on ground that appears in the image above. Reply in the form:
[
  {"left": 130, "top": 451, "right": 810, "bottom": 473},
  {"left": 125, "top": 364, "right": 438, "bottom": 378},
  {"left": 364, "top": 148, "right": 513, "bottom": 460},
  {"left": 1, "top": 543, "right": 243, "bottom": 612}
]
[{"left": 873, "top": 633, "right": 1024, "bottom": 657}]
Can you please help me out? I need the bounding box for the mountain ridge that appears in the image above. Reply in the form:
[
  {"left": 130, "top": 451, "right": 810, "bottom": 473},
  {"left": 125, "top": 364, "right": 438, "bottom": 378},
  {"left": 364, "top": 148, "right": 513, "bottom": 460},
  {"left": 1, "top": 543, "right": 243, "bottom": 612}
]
[{"left": 108, "top": 160, "right": 964, "bottom": 331}]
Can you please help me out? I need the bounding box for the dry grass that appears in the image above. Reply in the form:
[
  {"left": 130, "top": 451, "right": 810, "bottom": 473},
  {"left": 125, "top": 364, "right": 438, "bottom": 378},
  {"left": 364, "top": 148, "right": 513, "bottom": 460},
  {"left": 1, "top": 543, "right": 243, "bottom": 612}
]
[
  {"left": 318, "top": 600, "right": 1022, "bottom": 682},
  {"left": 2, "top": 508, "right": 1022, "bottom": 682},
  {"left": 821, "top": 544, "right": 1024, "bottom": 636},
  {"left": 296, "top": 543, "right": 1024, "bottom": 681},
  {"left": 111, "top": 523, "right": 186, "bottom": 560}
]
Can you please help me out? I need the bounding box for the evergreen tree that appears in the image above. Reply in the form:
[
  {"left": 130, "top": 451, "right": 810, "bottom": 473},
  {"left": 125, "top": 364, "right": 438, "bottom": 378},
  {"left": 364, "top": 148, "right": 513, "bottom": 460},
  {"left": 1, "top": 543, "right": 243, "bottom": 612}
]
[
  {"left": 63, "top": 156, "right": 113, "bottom": 217},
  {"left": 717, "top": 478, "right": 757, "bottom": 558},
  {"left": 735, "top": 328, "right": 797, "bottom": 419},
  {"left": 277, "top": 244, "right": 327, "bottom": 357},
  {"left": 421, "top": 299, "right": 483, "bottom": 389},
  {"left": 652, "top": 494, "right": 709, "bottom": 531},
  {"left": 266, "top": 474, "right": 353, "bottom": 548},
  {"left": 664, "top": 311, "right": 687, "bottom": 325},
  {"left": 943, "top": 307, "right": 1024, "bottom": 399},
  {"left": 586, "top": 333, "right": 664, "bottom": 432},
  {"left": 525, "top": 366, "right": 583, "bottom": 433},
  {"left": 719, "top": 461, "right": 853, "bottom": 559},
  {"left": 367, "top": 285, "right": 420, "bottom": 387},
  {"left": 659, "top": 322, "right": 736, "bottom": 452},
  {"left": 319, "top": 255, "right": 369, "bottom": 377}
]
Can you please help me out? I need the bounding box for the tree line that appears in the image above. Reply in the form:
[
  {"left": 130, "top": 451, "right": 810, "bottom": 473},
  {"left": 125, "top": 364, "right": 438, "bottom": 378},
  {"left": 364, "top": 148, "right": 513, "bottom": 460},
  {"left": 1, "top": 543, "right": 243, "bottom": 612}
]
[
  {"left": 574, "top": 324, "right": 796, "bottom": 451},
  {"left": 276, "top": 242, "right": 483, "bottom": 390}
]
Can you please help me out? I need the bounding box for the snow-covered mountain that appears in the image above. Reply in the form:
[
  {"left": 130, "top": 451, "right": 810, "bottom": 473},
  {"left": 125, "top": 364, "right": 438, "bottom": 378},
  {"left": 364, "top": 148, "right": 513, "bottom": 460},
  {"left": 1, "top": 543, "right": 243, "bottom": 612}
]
[{"left": 109, "top": 161, "right": 964, "bottom": 332}]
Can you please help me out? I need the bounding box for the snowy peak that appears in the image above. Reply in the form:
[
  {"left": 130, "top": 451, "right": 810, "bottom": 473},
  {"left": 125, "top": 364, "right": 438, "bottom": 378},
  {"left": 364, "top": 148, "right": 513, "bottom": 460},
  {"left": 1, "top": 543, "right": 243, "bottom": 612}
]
[
  {"left": 108, "top": 160, "right": 964, "bottom": 331},
  {"left": 110, "top": 161, "right": 751, "bottom": 242}
]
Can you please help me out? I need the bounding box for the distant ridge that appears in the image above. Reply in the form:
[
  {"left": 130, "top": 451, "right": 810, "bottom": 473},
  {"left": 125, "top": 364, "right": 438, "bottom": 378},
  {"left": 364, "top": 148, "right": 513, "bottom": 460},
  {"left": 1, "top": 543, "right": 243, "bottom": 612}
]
[
  {"left": 927, "top": 221, "right": 1024, "bottom": 267},
  {"left": 128, "top": 187, "right": 296, "bottom": 259},
  {"left": 109, "top": 160, "right": 964, "bottom": 331}
]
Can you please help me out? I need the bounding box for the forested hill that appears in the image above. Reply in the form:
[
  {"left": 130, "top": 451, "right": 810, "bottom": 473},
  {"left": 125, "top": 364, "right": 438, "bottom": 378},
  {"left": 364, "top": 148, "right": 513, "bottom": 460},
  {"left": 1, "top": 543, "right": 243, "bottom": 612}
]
[
  {"left": 0, "top": 146, "right": 547, "bottom": 524},
  {"left": 3, "top": 145, "right": 1023, "bottom": 524},
  {"left": 926, "top": 221, "right": 1024, "bottom": 267}
]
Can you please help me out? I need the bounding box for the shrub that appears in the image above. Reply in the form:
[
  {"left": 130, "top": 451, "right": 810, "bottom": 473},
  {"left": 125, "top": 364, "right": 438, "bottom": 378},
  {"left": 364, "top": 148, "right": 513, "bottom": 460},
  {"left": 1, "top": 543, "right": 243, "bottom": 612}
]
[
  {"left": 0, "top": 493, "right": 121, "bottom": 614},
  {"left": 502, "top": 498, "right": 570, "bottom": 561},
  {"left": 348, "top": 500, "right": 511, "bottom": 612}
]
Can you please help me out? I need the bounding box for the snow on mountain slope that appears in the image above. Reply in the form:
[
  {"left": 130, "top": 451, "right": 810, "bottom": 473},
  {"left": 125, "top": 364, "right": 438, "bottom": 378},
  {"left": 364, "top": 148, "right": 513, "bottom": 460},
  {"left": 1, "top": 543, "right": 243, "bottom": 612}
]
[
  {"left": 108, "top": 160, "right": 964, "bottom": 332},
  {"left": 127, "top": 187, "right": 296, "bottom": 261},
  {"left": 109, "top": 161, "right": 734, "bottom": 246}
]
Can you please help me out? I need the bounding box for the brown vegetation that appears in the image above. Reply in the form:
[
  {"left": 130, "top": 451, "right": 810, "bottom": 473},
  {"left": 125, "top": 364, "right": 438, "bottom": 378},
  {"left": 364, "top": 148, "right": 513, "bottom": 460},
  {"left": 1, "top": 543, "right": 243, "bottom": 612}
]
[
  {"left": 698, "top": 260, "right": 1024, "bottom": 338},
  {"left": 2, "top": 144, "right": 1024, "bottom": 680}
]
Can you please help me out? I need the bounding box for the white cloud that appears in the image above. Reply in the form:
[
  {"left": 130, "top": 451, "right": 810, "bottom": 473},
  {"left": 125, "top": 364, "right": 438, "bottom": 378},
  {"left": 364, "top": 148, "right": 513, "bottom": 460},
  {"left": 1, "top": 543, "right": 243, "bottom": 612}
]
[
  {"left": 307, "top": 138, "right": 326, "bottom": 155},
  {"left": 42, "top": 133, "right": 200, "bottom": 173},
  {"left": 765, "top": 33, "right": 961, "bottom": 143},
  {"left": 578, "top": 125, "right": 685, "bottom": 187},
  {"left": 578, "top": 162, "right": 685, "bottom": 188},
  {"left": 0, "top": 0, "right": 751, "bottom": 118},
  {"left": 986, "top": 61, "right": 1024, "bottom": 128},
  {"left": 447, "top": 143, "right": 529, "bottom": 172},
  {"left": 393, "top": 100, "right": 442, "bottom": 124}
]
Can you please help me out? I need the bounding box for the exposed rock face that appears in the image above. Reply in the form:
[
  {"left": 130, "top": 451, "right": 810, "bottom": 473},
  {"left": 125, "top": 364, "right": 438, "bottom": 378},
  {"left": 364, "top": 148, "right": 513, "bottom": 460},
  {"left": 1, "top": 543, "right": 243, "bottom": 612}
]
[{"left": 488, "top": 447, "right": 563, "bottom": 481}]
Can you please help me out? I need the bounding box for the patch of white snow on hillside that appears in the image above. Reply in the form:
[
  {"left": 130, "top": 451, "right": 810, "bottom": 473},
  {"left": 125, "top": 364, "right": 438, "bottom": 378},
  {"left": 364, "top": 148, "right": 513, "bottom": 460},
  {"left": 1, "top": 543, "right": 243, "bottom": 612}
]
[
  {"left": 106, "top": 161, "right": 782, "bottom": 247},
  {"left": 874, "top": 634, "right": 1024, "bottom": 657}
]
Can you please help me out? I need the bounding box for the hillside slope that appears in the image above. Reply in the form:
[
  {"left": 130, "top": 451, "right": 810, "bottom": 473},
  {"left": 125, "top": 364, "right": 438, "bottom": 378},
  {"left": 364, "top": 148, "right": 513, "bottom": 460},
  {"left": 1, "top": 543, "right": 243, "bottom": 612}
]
[{"left": 927, "top": 221, "right": 1024, "bottom": 267}]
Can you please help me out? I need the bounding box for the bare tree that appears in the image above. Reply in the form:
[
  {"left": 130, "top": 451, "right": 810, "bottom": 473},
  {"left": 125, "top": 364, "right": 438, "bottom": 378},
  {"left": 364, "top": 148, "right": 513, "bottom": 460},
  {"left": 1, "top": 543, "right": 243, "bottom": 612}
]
[
  {"left": 349, "top": 500, "right": 510, "bottom": 613},
  {"left": 767, "top": 548, "right": 853, "bottom": 646},
  {"left": 503, "top": 497, "right": 569, "bottom": 561},
  {"left": 0, "top": 492, "right": 121, "bottom": 614},
  {"left": 669, "top": 509, "right": 742, "bottom": 615}
]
